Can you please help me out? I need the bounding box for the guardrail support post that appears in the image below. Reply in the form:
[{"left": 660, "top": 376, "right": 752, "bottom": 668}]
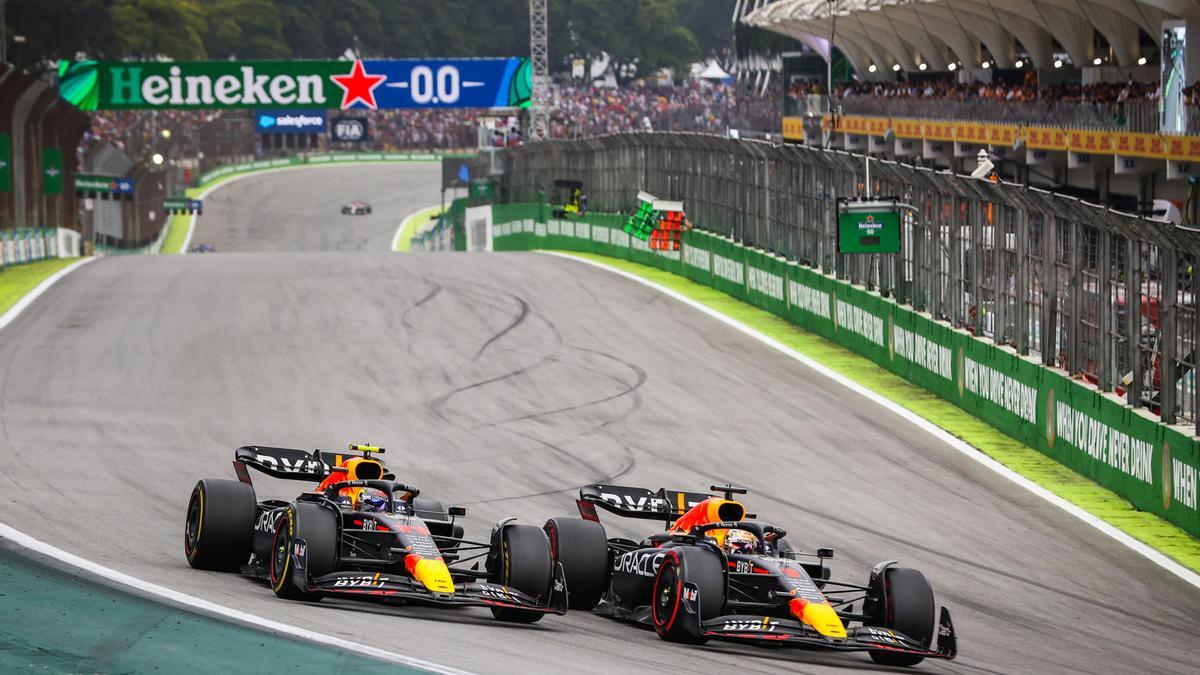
[
  {"left": 1162, "top": 252, "right": 1178, "bottom": 425},
  {"left": 1128, "top": 238, "right": 1143, "bottom": 407}
]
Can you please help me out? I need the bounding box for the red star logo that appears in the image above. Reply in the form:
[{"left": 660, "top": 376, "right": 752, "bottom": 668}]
[
  {"left": 332, "top": 60, "right": 386, "bottom": 110},
  {"left": 865, "top": 214, "right": 875, "bottom": 223}
]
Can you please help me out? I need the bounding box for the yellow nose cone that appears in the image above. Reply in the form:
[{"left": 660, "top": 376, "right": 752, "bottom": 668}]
[
  {"left": 791, "top": 598, "right": 847, "bottom": 638},
  {"left": 406, "top": 556, "right": 455, "bottom": 594}
]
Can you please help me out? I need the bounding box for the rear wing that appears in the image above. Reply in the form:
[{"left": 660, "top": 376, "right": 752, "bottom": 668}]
[
  {"left": 233, "top": 445, "right": 394, "bottom": 483},
  {"left": 577, "top": 484, "right": 713, "bottom": 526}
]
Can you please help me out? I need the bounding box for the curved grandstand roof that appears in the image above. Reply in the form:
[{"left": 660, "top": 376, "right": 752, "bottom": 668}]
[{"left": 744, "top": 0, "right": 1188, "bottom": 73}]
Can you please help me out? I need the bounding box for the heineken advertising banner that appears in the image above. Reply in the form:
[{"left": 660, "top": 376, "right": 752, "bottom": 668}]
[
  {"left": 0, "top": 133, "right": 11, "bottom": 193},
  {"left": 58, "top": 58, "right": 532, "bottom": 111},
  {"left": 42, "top": 148, "right": 63, "bottom": 196},
  {"left": 482, "top": 201, "right": 1200, "bottom": 540},
  {"left": 193, "top": 151, "right": 445, "bottom": 186}
]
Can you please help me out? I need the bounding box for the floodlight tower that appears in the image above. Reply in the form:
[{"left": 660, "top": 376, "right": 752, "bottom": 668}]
[{"left": 529, "top": 0, "right": 550, "bottom": 141}]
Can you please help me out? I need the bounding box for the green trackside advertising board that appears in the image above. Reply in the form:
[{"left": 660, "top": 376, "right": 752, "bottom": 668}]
[
  {"left": 193, "top": 152, "right": 444, "bottom": 186},
  {"left": 42, "top": 148, "right": 63, "bottom": 196},
  {"left": 58, "top": 58, "right": 532, "bottom": 111},
  {"left": 484, "top": 203, "right": 1200, "bottom": 540},
  {"left": 838, "top": 206, "right": 900, "bottom": 254},
  {"left": 0, "top": 133, "right": 11, "bottom": 193}
]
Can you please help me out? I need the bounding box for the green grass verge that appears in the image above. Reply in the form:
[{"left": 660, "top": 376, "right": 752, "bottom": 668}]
[
  {"left": 395, "top": 205, "right": 444, "bottom": 252},
  {"left": 0, "top": 258, "right": 79, "bottom": 317},
  {"left": 558, "top": 251, "right": 1200, "bottom": 574}
]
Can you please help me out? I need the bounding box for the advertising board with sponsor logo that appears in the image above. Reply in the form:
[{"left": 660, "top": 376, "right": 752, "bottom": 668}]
[{"left": 483, "top": 200, "right": 1200, "bottom": 538}]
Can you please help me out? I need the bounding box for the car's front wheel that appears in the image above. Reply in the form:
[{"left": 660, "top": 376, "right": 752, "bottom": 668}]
[
  {"left": 651, "top": 546, "right": 725, "bottom": 644},
  {"left": 489, "top": 524, "right": 553, "bottom": 623},
  {"left": 865, "top": 566, "right": 935, "bottom": 666},
  {"left": 269, "top": 502, "right": 337, "bottom": 601}
]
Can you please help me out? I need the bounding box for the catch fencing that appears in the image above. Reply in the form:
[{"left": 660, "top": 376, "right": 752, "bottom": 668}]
[{"left": 499, "top": 132, "right": 1200, "bottom": 438}]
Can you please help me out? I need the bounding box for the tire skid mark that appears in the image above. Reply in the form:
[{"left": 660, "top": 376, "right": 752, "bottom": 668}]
[
  {"left": 425, "top": 289, "right": 563, "bottom": 423},
  {"left": 470, "top": 297, "right": 529, "bottom": 362},
  {"left": 468, "top": 345, "right": 647, "bottom": 429},
  {"left": 398, "top": 277, "right": 443, "bottom": 334}
]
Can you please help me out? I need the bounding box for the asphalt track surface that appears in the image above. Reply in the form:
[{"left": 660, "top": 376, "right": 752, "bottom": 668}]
[{"left": 1, "top": 164, "right": 1197, "bottom": 674}]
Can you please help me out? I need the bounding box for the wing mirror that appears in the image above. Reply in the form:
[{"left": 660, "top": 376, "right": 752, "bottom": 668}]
[
  {"left": 448, "top": 506, "right": 467, "bottom": 517},
  {"left": 817, "top": 547, "right": 834, "bottom": 559}
]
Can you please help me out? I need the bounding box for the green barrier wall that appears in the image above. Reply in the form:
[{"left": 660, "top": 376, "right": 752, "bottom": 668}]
[
  {"left": 194, "top": 151, "right": 450, "bottom": 186},
  {"left": 486, "top": 204, "right": 1200, "bottom": 540}
]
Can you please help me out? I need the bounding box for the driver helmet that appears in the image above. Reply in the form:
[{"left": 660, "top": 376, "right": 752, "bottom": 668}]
[
  {"left": 723, "top": 529, "right": 759, "bottom": 556},
  {"left": 356, "top": 488, "right": 389, "bottom": 513}
]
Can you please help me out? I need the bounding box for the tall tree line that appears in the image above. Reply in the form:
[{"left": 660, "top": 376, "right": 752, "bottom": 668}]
[{"left": 7, "top": 0, "right": 732, "bottom": 77}]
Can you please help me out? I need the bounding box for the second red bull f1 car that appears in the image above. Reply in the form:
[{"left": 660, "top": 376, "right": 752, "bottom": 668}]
[
  {"left": 541, "top": 483, "right": 957, "bottom": 666},
  {"left": 184, "top": 444, "right": 566, "bottom": 622}
]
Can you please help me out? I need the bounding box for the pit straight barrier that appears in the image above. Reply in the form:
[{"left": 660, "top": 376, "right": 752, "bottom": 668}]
[{"left": 486, "top": 203, "right": 1200, "bottom": 540}]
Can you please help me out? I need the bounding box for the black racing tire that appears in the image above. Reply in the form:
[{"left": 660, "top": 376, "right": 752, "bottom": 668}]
[
  {"left": 867, "top": 567, "right": 935, "bottom": 667},
  {"left": 651, "top": 546, "right": 725, "bottom": 644},
  {"left": 490, "top": 524, "right": 553, "bottom": 623},
  {"left": 543, "top": 517, "right": 609, "bottom": 610},
  {"left": 184, "top": 479, "right": 256, "bottom": 571},
  {"left": 269, "top": 502, "right": 338, "bottom": 601}
]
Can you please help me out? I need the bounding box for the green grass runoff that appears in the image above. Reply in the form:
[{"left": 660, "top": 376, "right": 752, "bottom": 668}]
[
  {"left": 0, "top": 258, "right": 79, "bottom": 317},
  {"left": 558, "top": 251, "right": 1200, "bottom": 574},
  {"left": 395, "top": 205, "right": 444, "bottom": 251}
]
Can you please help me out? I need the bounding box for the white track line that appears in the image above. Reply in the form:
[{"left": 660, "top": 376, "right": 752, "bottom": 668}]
[
  {"left": 180, "top": 162, "right": 436, "bottom": 255},
  {"left": 392, "top": 204, "right": 442, "bottom": 252},
  {"left": 540, "top": 251, "right": 1200, "bottom": 591},
  {"left": 0, "top": 255, "right": 467, "bottom": 674},
  {"left": 0, "top": 257, "right": 94, "bottom": 333},
  {"left": 0, "top": 524, "right": 470, "bottom": 675}
]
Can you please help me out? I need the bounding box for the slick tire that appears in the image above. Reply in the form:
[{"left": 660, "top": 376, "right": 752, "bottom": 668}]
[
  {"left": 867, "top": 567, "right": 935, "bottom": 667},
  {"left": 490, "top": 524, "right": 553, "bottom": 623},
  {"left": 651, "top": 546, "right": 725, "bottom": 644},
  {"left": 184, "top": 479, "right": 256, "bottom": 572},
  {"left": 543, "top": 517, "right": 609, "bottom": 610},
  {"left": 269, "top": 502, "right": 338, "bottom": 602}
]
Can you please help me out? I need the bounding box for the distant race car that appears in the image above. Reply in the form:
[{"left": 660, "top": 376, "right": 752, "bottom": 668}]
[
  {"left": 341, "top": 201, "right": 372, "bottom": 215},
  {"left": 184, "top": 444, "right": 567, "bottom": 622},
  {"left": 188, "top": 243, "right": 215, "bottom": 253},
  {"left": 540, "top": 483, "right": 957, "bottom": 666}
]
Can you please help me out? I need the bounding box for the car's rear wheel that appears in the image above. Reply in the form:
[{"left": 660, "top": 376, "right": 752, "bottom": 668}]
[
  {"left": 269, "top": 503, "right": 338, "bottom": 601},
  {"left": 651, "top": 546, "right": 725, "bottom": 644},
  {"left": 866, "top": 567, "right": 935, "bottom": 666},
  {"left": 489, "top": 524, "right": 553, "bottom": 623},
  {"left": 543, "top": 517, "right": 609, "bottom": 610},
  {"left": 184, "top": 479, "right": 255, "bottom": 571}
]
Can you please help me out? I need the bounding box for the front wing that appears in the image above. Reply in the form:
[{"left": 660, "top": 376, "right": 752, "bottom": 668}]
[
  {"left": 303, "top": 565, "right": 568, "bottom": 615},
  {"left": 700, "top": 606, "right": 957, "bottom": 659}
]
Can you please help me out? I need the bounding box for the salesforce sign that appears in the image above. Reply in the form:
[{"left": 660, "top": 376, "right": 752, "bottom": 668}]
[{"left": 254, "top": 109, "right": 327, "bottom": 134}]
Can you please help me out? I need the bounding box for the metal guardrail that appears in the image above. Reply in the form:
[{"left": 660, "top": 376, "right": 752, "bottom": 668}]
[{"left": 500, "top": 132, "right": 1200, "bottom": 433}]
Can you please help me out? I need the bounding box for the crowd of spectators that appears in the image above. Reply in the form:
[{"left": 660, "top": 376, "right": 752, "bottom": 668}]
[
  {"left": 80, "top": 80, "right": 753, "bottom": 165},
  {"left": 546, "top": 80, "right": 737, "bottom": 137},
  {"left": 788, "top": 74, "right": 1171, "bottom": 106}
]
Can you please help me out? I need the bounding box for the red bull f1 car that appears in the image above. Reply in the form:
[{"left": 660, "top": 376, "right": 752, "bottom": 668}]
[
  {"left": 184, "top": 444, "right": 566, "bottom": 622},
  {"left": 540, "top": 483, "right": 956, "bottom": 666}
]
